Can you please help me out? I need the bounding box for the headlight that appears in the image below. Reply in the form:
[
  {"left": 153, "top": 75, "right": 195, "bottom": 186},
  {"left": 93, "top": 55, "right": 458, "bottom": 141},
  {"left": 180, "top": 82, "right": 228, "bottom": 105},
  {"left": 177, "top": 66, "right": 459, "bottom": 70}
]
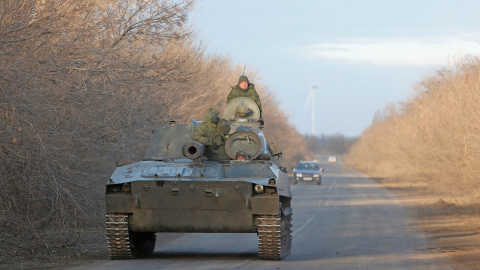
[
  {"left": 296, "top": 173, "right": 303, "bottom": 177},
  {"left": 121, "top": 183, "right": 131, "bottom": 192},
  {"left": 254, "top": 184, "right": 264, "bottom": 193},
  {"left": 106, "top": 183, "right": 131, "bottom": 194},
  {"left": 314, "top": 174, "right": 320, "bottom": 177}
]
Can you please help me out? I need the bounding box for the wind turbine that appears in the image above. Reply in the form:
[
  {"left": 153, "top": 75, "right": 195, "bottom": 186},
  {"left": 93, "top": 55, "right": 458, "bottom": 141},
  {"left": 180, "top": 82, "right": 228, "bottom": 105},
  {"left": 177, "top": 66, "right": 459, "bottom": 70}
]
[{"left": 304, "top": 83, "right": 317, "bottom": 135}]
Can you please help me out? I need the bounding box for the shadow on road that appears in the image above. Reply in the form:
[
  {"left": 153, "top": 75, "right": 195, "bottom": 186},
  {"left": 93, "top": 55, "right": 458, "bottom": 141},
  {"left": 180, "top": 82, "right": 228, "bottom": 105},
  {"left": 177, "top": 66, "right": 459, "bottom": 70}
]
[{"left": 146, "top": 251, "right": 258, "bottom": 259}]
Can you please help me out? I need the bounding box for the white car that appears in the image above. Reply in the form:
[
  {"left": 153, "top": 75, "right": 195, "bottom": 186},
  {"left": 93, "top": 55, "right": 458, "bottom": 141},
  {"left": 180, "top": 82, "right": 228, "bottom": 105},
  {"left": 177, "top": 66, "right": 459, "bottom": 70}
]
[{"left": 328, "top": 156, "right": 337, "bottom": 163}]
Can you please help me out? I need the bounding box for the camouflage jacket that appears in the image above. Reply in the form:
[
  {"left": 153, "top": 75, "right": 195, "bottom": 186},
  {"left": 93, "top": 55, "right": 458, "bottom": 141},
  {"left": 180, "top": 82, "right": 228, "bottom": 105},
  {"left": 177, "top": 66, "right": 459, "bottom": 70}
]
[
  {"left": 192, "top": 119, "right": 230, "bottom": 148},
  {"left": 227, "top": 84, "right": 262, "bottom": 112},
  {"left": 192, "top": 109, "right": 231, "bottom": 160}
]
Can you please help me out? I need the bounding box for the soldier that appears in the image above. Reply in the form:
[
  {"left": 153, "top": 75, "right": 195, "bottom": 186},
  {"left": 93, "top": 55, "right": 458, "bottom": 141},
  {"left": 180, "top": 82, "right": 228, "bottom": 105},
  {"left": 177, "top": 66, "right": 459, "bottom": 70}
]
[
  {"left": 227, "top": 75, "right": 262, "bottom": 115},
  {"left": 193, "top": 108, "right": 231, "bottom": 160}
]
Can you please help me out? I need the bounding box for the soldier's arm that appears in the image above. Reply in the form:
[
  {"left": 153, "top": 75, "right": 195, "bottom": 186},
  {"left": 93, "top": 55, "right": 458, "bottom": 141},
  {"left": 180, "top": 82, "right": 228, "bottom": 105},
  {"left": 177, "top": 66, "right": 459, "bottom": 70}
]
[
  {"left": 252, "top": 89, "right": 262, "bottom": 111},
  {"left": 255, "top": 94, "right": 262, "bottom": 111},
  {"left": 193, "top": 126, "right": 213, "bottom": 146},
  {"left": 227, "top": 87, "right": 238, "bottom": 104}
]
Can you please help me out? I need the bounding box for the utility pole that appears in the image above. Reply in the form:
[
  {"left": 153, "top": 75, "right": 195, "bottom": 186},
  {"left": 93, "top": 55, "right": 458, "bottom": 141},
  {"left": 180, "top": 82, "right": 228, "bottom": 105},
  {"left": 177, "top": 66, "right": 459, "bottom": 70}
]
[
  {"left": 305, "top": 82, "right": 318, "bottom": 136},
  {"left": 310, "top": 85, "right": 316, "bottom": 135}
]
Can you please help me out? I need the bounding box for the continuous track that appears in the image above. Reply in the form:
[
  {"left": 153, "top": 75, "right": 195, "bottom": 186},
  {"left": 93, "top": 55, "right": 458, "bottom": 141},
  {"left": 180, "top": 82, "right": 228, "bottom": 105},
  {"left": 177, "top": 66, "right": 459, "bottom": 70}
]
[
  {"left": 106, "top": 214, "right": 133, "bottom": 259},
  {"left": 257, "top": 212, "right": 292, "bottom": 260}
]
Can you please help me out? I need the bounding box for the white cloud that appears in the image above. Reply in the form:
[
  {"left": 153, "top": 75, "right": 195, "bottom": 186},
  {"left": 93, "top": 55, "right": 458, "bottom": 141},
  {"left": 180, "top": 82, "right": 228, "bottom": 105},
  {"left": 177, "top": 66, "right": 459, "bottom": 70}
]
[{"left": 301, "top": 35, "right": 480, "bottom": 66}]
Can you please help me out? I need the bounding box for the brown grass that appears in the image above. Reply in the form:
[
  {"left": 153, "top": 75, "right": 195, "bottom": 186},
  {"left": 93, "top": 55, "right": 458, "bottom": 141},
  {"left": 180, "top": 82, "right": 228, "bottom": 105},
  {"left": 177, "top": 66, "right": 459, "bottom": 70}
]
[{"left": 344, "top": 57, "right": 480, "bottom": 205}]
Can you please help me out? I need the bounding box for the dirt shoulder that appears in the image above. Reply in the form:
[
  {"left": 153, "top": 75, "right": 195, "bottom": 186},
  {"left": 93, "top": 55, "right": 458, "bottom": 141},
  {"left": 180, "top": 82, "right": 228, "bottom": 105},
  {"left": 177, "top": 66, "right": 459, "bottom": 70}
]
[
  {"left": 0, "top": 230, "right": 108, "bottom": 270},
  {"left": 372, "top": 177, "right": 480, "bottom": 270},
  {"left": 0, "top": 232, "right": 188, "bottom": 270}
]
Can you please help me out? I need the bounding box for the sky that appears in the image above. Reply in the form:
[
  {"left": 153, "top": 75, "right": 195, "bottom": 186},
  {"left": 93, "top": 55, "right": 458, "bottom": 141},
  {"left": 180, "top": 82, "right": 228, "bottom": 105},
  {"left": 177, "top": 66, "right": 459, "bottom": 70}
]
[{"left": 192, "top": 0, "right": 480, "bottom": 137}]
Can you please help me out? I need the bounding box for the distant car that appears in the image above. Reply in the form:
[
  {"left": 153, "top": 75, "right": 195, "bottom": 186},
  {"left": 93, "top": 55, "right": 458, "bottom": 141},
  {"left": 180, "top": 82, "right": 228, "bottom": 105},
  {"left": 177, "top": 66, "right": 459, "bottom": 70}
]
[
  {"left": 293, "top": 161, "right": 323, "bottom": 185},
  {"left": 328, "top": 156, "right": 337, "bottom": 163}
]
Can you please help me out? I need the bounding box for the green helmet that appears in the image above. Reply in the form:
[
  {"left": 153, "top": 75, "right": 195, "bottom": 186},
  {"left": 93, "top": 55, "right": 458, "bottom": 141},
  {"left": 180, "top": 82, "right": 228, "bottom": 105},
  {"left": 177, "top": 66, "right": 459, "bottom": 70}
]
[
  {"left": 238, "top": 75, "right": 249, "bottom": 84},
  {"left": 205, "top": 108, "right": 220, "bottom": 124}
]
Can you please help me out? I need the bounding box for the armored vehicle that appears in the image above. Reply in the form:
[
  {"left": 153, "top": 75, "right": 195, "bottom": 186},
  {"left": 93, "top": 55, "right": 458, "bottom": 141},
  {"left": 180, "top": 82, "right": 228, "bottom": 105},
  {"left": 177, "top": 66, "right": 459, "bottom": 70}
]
[{"left": 105, "top": 97, "right": 292, "bottom": 260}]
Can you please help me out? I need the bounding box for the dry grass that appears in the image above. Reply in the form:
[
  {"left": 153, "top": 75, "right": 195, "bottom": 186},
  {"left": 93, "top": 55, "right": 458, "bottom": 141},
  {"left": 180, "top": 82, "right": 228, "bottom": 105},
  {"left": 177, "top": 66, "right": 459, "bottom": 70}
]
[{"left": 344, "top": 57, "right": 480, "bottom": 206}]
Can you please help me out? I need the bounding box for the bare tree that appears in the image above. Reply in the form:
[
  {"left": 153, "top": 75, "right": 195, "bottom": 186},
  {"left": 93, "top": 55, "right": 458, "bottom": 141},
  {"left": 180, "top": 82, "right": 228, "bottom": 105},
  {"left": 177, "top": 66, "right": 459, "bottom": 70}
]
[
  {"left": 0, "top": 0, "right": 196, "bottom": 257},
  {"left": 0, "top": 0, "right": 311, "bottom": 261}
]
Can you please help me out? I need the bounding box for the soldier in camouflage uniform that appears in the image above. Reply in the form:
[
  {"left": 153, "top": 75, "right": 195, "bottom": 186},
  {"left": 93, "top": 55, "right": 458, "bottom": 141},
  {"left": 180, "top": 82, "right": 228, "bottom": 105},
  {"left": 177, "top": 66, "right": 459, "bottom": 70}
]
[
  {"left": 193, "top": 108, "right": 231, "bottom": 160},
  {"left": 227, "top": 75, "right": 262, "bottom": 115}
]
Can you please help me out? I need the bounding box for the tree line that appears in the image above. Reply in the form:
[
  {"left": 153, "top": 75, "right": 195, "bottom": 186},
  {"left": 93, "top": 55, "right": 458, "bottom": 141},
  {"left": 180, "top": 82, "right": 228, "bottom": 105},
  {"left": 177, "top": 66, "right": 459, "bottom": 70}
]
[
  {"left": 304, "top": 134, "right": 357, "bottom": 156},
  {"left": 345, "top": 57, "right": 480, "bottom": 205},
  {"left": 0, "top": 0, "right": 311, "bottom": 258}
]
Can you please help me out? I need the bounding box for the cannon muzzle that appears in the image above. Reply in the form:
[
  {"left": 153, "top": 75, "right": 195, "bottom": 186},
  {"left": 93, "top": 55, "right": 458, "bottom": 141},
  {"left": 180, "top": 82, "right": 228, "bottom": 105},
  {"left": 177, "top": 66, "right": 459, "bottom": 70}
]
[{"left": 182, "top": 141, "right": 205, "bottom": 159}]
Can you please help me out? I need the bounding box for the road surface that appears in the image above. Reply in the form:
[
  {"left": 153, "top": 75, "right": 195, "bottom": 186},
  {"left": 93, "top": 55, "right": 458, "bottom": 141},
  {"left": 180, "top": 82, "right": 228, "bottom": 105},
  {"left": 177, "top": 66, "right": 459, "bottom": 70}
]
[{"left": 70, "top": 161, "right": 455, "bottom": 269}]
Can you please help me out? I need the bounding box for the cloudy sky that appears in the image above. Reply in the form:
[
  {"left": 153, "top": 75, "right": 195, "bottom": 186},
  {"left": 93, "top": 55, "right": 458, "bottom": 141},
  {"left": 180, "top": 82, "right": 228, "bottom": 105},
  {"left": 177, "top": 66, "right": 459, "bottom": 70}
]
[{"left": 192, "top": 0, "right": 480, "bottom": 137}]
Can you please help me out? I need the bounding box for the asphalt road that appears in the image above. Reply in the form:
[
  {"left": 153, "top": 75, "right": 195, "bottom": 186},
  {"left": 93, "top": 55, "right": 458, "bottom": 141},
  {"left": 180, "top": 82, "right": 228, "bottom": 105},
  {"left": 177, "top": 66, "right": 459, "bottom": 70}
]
[{"left": 70, "top": 162, "right": 454, "bottom": 270}]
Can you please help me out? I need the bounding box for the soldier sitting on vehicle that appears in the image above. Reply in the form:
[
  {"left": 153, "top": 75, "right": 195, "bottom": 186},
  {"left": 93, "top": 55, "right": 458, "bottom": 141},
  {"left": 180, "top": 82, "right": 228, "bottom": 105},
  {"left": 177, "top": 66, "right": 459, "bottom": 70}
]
[
  {"left": 193, "top": 108, "right": 231, "bottom": 160},
  {"left": 227, "top": 75, "right": 262, "bottom": 116}
]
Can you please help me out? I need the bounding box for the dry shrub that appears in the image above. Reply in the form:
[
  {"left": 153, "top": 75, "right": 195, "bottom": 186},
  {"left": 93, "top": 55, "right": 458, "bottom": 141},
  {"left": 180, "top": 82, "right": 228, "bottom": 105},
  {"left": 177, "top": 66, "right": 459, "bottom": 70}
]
[
  {"left": 344, "top": 57, "right": 480, "bottom": 204},
  {"left": 0, "top": 0, "right": 195, "bottom": 257},
  {"left": 0, "top": 0, "right": 309, "bottom": 258}
]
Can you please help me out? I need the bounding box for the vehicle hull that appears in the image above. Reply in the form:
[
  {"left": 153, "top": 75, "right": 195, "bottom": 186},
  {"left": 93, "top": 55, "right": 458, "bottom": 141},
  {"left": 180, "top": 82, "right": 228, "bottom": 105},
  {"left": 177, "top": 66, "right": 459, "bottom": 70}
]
[{"left": 106, "top": 180, "right": 281, "bottom": 233}]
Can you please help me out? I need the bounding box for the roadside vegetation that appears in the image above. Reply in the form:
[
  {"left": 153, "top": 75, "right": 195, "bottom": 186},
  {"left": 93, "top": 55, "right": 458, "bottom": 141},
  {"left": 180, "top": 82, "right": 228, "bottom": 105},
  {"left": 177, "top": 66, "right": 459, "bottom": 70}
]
[
  {"left": 0, "top": 0, "right": 311, "bottom": 263},
  {"left": 345, "top": 57, "right": 480, "bottom": 205}
]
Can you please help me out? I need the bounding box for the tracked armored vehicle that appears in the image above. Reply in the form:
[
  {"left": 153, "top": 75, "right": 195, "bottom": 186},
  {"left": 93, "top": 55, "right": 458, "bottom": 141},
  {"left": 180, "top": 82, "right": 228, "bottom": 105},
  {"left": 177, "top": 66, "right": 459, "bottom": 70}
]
[{"left": 105, "top": 98, "right": 292, "bottom": 260}]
